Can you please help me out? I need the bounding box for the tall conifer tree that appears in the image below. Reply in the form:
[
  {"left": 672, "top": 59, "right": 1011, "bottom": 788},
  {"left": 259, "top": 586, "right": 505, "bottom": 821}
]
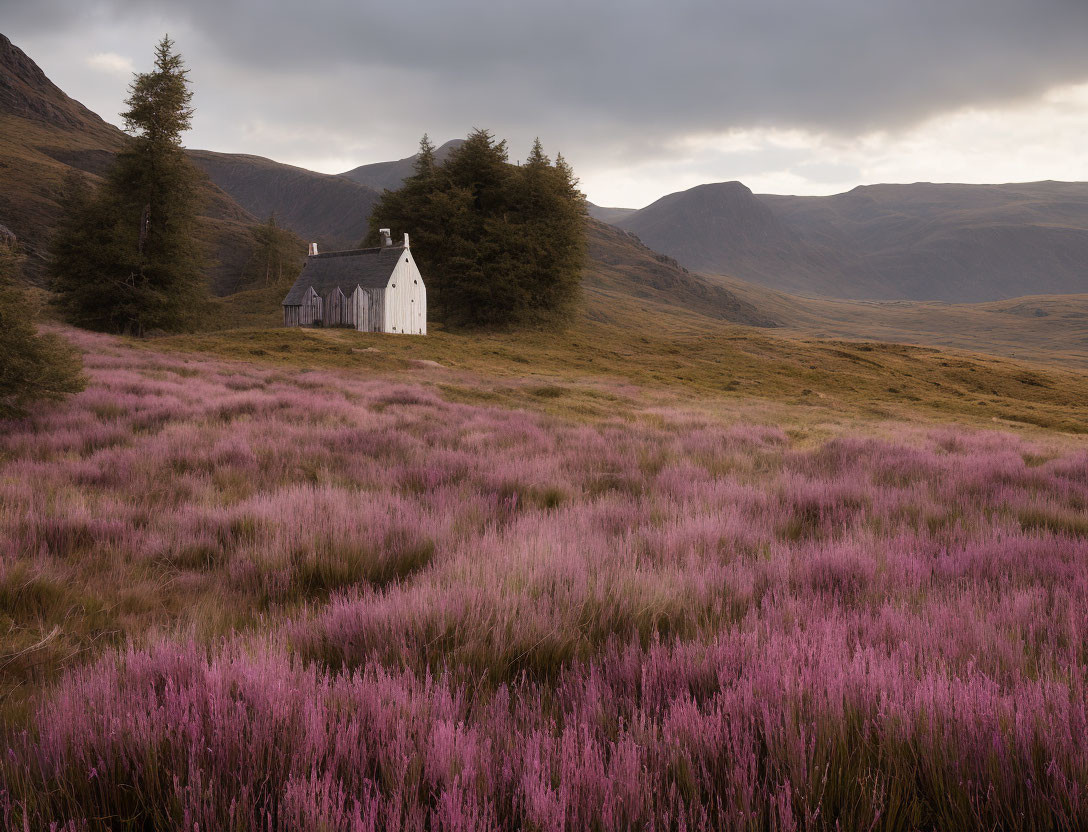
[{"left": 52, "top": 36, "right": 206, "bottom": 334}]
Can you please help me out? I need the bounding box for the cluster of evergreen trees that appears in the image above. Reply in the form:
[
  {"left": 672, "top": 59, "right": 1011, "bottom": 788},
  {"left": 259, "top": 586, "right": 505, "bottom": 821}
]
[
  {"left": 367, "top": 130, "right": 586, "bottom": 328},
  {"left": 51, "top": 36, "right": 206, "bottom": 336}
]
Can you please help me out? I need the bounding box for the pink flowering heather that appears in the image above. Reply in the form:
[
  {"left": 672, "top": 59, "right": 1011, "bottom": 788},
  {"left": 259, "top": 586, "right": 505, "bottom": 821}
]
[{"left": 1, "top": 328, "right": 1087, "bottom": 830}]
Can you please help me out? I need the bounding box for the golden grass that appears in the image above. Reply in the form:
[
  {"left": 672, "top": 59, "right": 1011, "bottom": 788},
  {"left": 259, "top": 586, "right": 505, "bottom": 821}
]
[
  {"left": 154, "top": 285, "right": 1088, "bottom": 436},
  {"left": 712, "top": 273, "right": 1088, "bottom": 369}
]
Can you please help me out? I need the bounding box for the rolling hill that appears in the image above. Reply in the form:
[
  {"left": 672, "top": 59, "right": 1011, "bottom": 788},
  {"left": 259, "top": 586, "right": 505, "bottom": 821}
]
[
  {"left": 614, "top": 182, "right": 859, "bottom": 297},
  {"left": 340, "top": 139, "right": 463, "bottom": 191},
  {"left": 612, "top": 180, "right": 1088, "bottom": 302},
  {"left": 188, "top": 150, "right": 380, "bottom": 251},
  {"left": 582, "top": 219, "right": 776, "bottom": 327},
  {"left": 763, "top": 182, "right": 1088, "bottom": 301}
]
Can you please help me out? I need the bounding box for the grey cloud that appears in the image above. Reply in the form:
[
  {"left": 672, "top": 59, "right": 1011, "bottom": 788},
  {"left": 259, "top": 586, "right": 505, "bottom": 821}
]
[
  {"left": 21, "top": 0, "right": 1085, "bottom": 130},
  {"left": 4, "top": 0, "right": 1088, "bottom": 196}
]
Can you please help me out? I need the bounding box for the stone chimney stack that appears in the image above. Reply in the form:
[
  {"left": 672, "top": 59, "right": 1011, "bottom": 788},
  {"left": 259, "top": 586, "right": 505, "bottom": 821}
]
[
  {"left": 308, "top": 242, "right": 318, "bottom": 256},
  {"left": 379, "top": 228, "right": 392, "bottom": 247},
  {"left": 403, "top": 232, "right": 410, "bottom": 248}
]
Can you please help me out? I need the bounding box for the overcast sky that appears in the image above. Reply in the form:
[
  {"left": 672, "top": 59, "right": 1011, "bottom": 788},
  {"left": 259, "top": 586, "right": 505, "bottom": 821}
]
[{"left": 6, "top": 0, "right": 1088, "bottom": 207}]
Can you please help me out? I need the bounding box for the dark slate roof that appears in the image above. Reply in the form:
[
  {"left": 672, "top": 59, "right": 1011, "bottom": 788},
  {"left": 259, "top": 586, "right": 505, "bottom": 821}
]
[{"left": 282, "top": 245, "right": 406, "bottom": 305}]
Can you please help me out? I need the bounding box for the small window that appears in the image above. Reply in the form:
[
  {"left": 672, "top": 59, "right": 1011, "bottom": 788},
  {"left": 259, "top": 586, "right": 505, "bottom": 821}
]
[
  {"left": 414, "top": 279, "right": 418, "bottom": 284},
  {"left": 392, "top": 284, "right": 396, "bottom": 288}
]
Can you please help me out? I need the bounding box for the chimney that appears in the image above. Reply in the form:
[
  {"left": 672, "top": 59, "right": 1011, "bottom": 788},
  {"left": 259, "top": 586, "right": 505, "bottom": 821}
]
[
  {"left": 308, "top": 242, "right": 319, "bottom": 256},
  {"left": 403, "top": 232, "right": 410, "bottom": 248},
  {"left": 379, "top": 228, "right": 392, "bottom": 247}
]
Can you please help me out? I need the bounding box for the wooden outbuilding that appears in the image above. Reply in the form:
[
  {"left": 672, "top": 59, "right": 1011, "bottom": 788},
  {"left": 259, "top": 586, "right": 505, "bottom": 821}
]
[{"left": 282, "top": 231, "right": 426, "bottom": 334}]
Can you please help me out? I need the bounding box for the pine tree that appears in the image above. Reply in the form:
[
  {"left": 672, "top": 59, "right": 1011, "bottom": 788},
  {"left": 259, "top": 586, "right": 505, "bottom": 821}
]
[
  {"left": 363, "top": 135, "right": 441, "bottom": 249},
  {"left": 528, "top": 149, "right": 586, "bottom": 323},
  {"left": 52, "top": 35, "right": 207, "bottom": 335},
  {"left": 367, "top": 129, "right": 586, "bottom": 329},
  {"left": 412, "top": 133, "right": 437, "bottom": 183},
  {"left": 0, "top": 244, "right": 84, "bottom": 419},
  {"left": 441, "top": 129, "right": 510, "bottom": 215},
  {"left": 437, "top": 130, "right": 517, "bottom": 326}
]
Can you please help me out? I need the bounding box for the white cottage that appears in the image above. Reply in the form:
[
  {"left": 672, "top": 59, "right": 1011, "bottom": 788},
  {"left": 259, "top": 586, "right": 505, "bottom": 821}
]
[{"left": 282, "top": 230, "right": 426, "bottom": 334}]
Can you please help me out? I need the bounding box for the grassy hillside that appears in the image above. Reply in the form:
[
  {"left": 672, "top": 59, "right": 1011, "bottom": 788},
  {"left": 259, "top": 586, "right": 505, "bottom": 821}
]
[
  {"left": 711, "top": 274, "right": 1088, "bottom": 369},
  {"left": 189, "top": 149, "right": 381, "bottom": 251},
  {"left": 581, "top": 219, "right": 776, "bottom": 327},
  {"left": 0, "top": 29, "right": 126, "bottom": 275},
  {"left": 170, "top": 295, "right": 1088, "bottom": 437}
]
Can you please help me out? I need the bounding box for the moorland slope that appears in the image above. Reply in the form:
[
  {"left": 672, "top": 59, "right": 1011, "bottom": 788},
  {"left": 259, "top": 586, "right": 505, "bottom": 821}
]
[
  {"left": 708, "top": 274, "right": 1088, "bottom": 369},
  {"left": 188, "top": 149, "right": 380, "bottom": 251}
]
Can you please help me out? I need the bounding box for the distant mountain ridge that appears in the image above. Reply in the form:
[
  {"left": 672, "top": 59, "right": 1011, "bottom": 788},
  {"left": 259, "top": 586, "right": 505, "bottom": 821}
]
[
  {"left": 762, "top": 182, "right": 1088, "bottom": 300},
  {"left": 611, "top": 179, "right": 1088, "bottom": 302},
  {"left": 340, "top": 139, "right": 463, "bottom": 191}
]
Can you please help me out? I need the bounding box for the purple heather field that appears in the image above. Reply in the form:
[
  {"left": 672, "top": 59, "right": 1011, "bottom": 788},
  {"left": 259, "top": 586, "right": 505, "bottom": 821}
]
[{"left": 2, "top": 329, "right": 1087, "bottom": 830}]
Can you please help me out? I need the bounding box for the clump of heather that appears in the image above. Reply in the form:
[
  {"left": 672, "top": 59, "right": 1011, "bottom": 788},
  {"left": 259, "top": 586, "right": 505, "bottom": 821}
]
[
  {"left": 6, "top": 635, "right": 1085, "bottom": 830},
  {"left": 2, "top": 328, "right": 1088, "bottom": 830}
]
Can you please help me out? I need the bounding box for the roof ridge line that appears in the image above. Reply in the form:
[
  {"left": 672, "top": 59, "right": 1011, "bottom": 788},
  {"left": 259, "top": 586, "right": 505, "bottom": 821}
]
[{"left": 313, "top": 244, "right": 405, "bottom": 258}]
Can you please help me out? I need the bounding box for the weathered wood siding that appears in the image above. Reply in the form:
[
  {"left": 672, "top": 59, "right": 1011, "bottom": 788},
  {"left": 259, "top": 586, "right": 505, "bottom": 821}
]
[
  {"left": 321, "top": 287, "right": 349, "bottom": 327},
  {"left": 285, "top": 248, "right": 425, "bottom": 334},
  {"left": 352, "top": 287, "right": 384, "bottom": 332},
  {"left": 341, "top": 288, "right": 356, "bottom": 328},
  {"left": 299, "top": 288, "right": 322, "bottom": 326},
  {"left": 383, "top": 250, "right": 427, "bottom": 335},
  {"left": 350, "top": 287, "right": 368, "bottom": 332}
]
